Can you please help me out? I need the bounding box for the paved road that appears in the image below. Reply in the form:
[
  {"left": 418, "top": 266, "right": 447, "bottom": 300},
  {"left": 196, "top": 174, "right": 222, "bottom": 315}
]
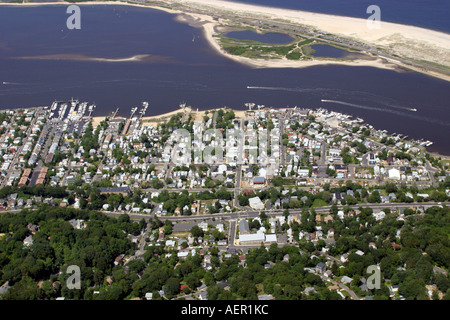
[
  {"left": 425, "top": 160, "right": 439, "bottom": 188},
  {"left": 233, "top": 118, "right": 245, "bottom": 208},
  {"left": 319, "top": 142, "right": 326, "bottom": 166},
  {"left": 313, "top": 250, "right": 343, "bottom": 266},
  {"left": 278, "top": 113, "right": 286, "bottom": 165},
  {"left": 228, "top": 219, "right": 236, "bottom": 246},
  {"left": 319, "top": 274, "right": 360, "bottom": 300},
  {"left": 101, "top": 201, "right": 450, "bottom": 223}
]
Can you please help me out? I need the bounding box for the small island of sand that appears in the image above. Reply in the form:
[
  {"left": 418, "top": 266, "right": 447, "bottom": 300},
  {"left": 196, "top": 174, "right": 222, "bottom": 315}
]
[{"left": 1, "top": 0, "right": 449, "bottom": 81}]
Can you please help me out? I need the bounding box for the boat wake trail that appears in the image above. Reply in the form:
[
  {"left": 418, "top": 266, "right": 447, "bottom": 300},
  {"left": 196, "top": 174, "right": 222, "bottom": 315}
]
[
  {"left": 247, "top": 86, "right": 418, "bottom": 112},
  {"left": 321, "top": 99, "right": 386, "bottom": 112},
  {"left": 321, "top": 99, "right": 449, "bottom": 127},
  {"left": 247, "top": 86, "right": 318, "bottom": 93},
  {"left": 247, "top": 86, "right": 446, "bottom": 126}
]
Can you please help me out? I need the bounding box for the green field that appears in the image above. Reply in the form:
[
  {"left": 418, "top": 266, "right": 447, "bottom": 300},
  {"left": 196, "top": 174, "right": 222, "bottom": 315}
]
[{"left": 312, "top": 199, "right": 329, "bottom": 208}]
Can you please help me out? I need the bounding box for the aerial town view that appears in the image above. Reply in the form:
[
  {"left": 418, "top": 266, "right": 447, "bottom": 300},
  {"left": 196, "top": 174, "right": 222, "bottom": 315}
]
[{"left": 0, "top": 0, "right": 449, "bottom": 309}]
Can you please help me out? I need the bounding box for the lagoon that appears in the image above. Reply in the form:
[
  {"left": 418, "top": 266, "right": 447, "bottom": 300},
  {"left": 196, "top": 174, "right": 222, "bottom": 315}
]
[
  {"left": 224, "top": 30, "right": 294, "bottom": 44},
  {"left": 310, "top": 45, "right": 354, "bottom": 59}
]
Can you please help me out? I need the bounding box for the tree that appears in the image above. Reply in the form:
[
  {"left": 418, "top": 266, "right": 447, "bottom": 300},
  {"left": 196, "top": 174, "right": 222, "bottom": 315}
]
[
  {"left": 399, "top": 277, "right": 427, "bottom": 299},
  {"left": 330, "top": 203, "right": 339, "bottom": 215},
  {"left": 212, "top": 229, "right": 225, "bottom": 241},
  {"left": 207, "top": 284, "right": 224, "bottom": 300},
  {"left": 238, "top": 195, "right": 249, "bottom": 206},
  {"left": 126, "top": 259, "right": 146, "bottom": 274},
  {"left": 185, "top": 273, "right": 201, "bottom": 290},
  {"left": 368, "top": 191, "right": 381, "bottom": 203},
  {"left": 190, "top": 225, "right": 204, "bottom": 238},
  {"left": 434, "top": 273, "right": 450, "bottom": 293},
  {"left": 444, "top": 289, "right": 450, "bottom": 300},
  {"left": 150, "top": 178, "right": 164, "bottom": 189},
  {"left": 384, "top": 182, "right": 397, "bottom": 194},
  {"left": 164, "top": 220, "right": 173, "bottom": 235},
  {"left": 272, "top": 176, "right": 284, "bottom": 187},
  {"left": 118, "top": 213, "right": 130, "bottom": 224},
  {"left": 165, "top": 277, "right": 180, "bottom": 298},
  {"left": 2, "top": 276, "right": 41, "bottom": 300},
  {"left": 346, "top": 195, "right": 358, "bottom": 205},
  {"left": 430, "top": 191, "right": 448, "bottom": 202}
]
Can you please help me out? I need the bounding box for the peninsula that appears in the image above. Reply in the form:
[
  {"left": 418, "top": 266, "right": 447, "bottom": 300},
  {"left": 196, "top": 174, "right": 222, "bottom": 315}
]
[{"left": 2, "top": 0, "right": 449, "bottom": 81}]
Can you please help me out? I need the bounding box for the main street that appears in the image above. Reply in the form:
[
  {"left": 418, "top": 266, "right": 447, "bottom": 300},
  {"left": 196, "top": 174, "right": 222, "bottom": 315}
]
[{"left": 103, "top": 201, "right": 450, "bottom": 223}]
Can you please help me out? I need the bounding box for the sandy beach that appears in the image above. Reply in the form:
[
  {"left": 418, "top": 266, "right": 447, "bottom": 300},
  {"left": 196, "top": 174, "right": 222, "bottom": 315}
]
[
  {"left": 91, "top": 115, "right": 107, "bottom": 127},
  {"left": 2, "top": 0, "right": 449, "bottom": 81},
  {"left": 173, "top": 0, "right": 450, "bottom": 61},
  {"left": 141, "top": 108, "right": 186, "bottom": 127},
  {"left": 142, "top": 108, "right": 185, "bottom": 121},
  {"left": 192, "top": 14, "right": 396, "bottom": 71},
  {"left": 172, "top": 0, "right": 450, "bottom": 81},
  {"left": 92, "top": 108, "right": 185, "bottom": 128},
  {"left": 91, "top": 106, "right": 248, "bottom": 128}
]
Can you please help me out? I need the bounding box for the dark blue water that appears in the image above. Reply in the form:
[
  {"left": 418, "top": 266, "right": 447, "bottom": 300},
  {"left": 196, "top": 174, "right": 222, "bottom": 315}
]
[
  {"left": 227, "top": 0, "right": 450, "bottom": 33},
  {"left": 225, "top": 30, "right": 294, "bottom": 44},
  {"left": 310, "top": 45, "right": 351, "bottom": 58},
  {"left": 0, "top": 5, "right": 449, "bottom": 155}
]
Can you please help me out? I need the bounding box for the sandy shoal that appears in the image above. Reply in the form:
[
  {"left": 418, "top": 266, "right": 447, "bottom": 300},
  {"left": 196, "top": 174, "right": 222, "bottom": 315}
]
[
  {"left": 0, "top": 1, "right": 178, "bottom": 14},
  {"left": 3, "top": 1, "right": 449, "bottom": 80}
]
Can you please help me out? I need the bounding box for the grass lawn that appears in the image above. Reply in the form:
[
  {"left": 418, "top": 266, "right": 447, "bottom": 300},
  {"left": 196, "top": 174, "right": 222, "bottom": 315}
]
[
  {"left": 171, "top": 231, "right": 190, "bottom": 238},
  {"left": 312, "top": 198, "right": 329, "bottom": 208},
  {"left": 440, "top": 159, "right": 450, "bottom": 168}
]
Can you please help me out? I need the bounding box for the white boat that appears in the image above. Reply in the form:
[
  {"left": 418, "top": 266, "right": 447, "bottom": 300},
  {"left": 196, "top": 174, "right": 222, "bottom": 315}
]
[
  {"left": 51, "top": 101, "right": 58, "bottom": 111},
  {"left": 68, "top": 103, "right": 76, "bottom": 116},
  {"left": 410, "top": 108, "right": 417, "bottom": 112}
]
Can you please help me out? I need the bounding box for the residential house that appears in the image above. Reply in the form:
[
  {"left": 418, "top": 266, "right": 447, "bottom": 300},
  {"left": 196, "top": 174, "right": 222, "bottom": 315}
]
[{"left": 316, "top": 262, "right": 326, "bottom": 274}]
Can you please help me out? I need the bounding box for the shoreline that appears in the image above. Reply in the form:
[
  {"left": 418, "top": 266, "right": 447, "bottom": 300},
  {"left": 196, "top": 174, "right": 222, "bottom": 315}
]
[
  {"left": 1, "top": 1, "right": 449, "bottom": 81},
  {"left": 5, "top": 103, "right": 449, "bottom": 157},
  {"left": 169, "top": 0, "right": 450, "bottom": 81},
  {"left": 189, "top": 14, "right": 398, "bottom": 71},
  {"left": 87, "top": 106, "right": 450, "bottom": 158}
]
